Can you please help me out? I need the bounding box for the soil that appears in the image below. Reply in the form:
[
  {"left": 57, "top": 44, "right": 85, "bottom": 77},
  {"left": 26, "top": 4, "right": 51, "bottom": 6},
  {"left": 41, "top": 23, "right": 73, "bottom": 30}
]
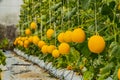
[{"left": 1, "top": 51, "right": 58, "bottom": 80}]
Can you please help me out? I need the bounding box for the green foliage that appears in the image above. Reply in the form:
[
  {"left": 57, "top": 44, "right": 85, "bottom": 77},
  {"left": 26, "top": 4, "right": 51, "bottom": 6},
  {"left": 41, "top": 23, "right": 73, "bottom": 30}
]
[
  {"left": 0, "top": 50, "right": 6, "bottom": 65},
  {"left": 0, "top": 38, "right": 9, "bottom": 49},
  {"left": 15, "top": 0, "right": 120, "bottom": 79},
  {"left": 100, "top": 62, "right": 114, "bottom": 74},
  {"left": 83, "top": 71, "right": 94, "bottom": 80}
]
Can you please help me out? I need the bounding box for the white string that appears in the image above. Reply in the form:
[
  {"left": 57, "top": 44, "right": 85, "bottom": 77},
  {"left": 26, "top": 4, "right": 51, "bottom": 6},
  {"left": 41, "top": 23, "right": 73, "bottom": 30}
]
[
  {"left": 49, "top": 0, "right": 51, "bottom": 28},
  {"left": 77, "top": 0, "right": 80, "bottom": 26},
  {"left": 35, "top": 17, "right": 38, "bottom": 35},
  {"left": 94, "top": 0, "right": 98, "bottom": 34},
  {"left": 67, "top": 0, "right": 70, "bottom": 29},
  {"left": 61, "top": 1, "right": 64, "bottom": 30},
  {"left": 40, "top": 2, "right": 43, "bottom": 39},
  {"left": 54, "top": 22, "right": 56, "bottom": 46},
  {"left": 53, "top": 0, "right": 56, "bottom": 46},
  {"left": 21, "top": 22, "right": 23, "bottom": 35}
]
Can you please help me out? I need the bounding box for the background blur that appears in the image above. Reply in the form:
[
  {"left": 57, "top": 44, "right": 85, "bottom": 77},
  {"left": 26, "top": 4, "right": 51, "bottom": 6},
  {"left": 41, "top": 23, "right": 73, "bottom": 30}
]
[{"left": 0, "top": 0, "right": 23, "bottom": 25}]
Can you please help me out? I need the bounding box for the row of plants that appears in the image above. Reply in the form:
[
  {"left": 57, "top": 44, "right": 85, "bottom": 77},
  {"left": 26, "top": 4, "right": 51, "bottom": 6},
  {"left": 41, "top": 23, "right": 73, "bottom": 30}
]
[{"left": 15, "top": 0, "right": 120, "bottom": 79}]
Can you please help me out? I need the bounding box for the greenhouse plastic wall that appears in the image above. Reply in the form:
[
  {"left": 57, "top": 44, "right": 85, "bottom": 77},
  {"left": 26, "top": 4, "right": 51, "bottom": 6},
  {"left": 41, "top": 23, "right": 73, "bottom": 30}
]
[{"left": 0, "top": 0, "right": 22, "bottom": 25}]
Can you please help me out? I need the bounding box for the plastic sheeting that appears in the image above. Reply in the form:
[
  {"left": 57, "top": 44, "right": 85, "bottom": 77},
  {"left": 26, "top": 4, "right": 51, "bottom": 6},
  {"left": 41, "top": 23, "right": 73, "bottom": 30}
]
[
  {"left": 14, "top": 48, "right": 83, "bottom": 80},
  {"left": 1, "top": 50, "right": 58, "bottom": 80},
  {"left": 0, "top": 0, "right": 22, "bottom": 24}
]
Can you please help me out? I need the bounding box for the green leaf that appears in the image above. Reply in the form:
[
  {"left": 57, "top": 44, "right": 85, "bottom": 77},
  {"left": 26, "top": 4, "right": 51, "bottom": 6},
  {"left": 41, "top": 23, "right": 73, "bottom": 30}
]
[
  {"left": 111, "top": 45, "right": 120, "bottom": 59},
  {"left": 83, "top": 71, "right": 94, "bottom": 80},
  {"left": 101, "top": 4, "right": 112, "bottom": 15},
  {"left": 112, "top": 64, "right": 120, "bottom": 80},
  {"left": 80, "top": 42, "right": 91, "bottom": 57},
  {"left": 100, "top": 62, "right": 114, "bottom": 74},
  {"left": 63, "top": 7, "right": 77, "bottom": 21},
  {"left": 109, "top": 1, "right": 116, "bottom": 9},
  {"left": 70, "top": 47, "right": 80, "bottom": 62},
  {"left": 41, "top": 15, "right": 46, "bottom": 21},
  {"left": 50, "top": 2, "right": 62, "bottom": 11},
  {"left": 97, "top": 72, "right": 110, "bottom": 80},
  {"left": 0, "top": 50, "right": 6, "bottom": 65},
  {"left": 108, "top": 12, "right": 114, "bottom": 22},
  {"left": 80, "top": 0, "right": 91, "bottom": 10},
  {"left": 109, "top": 42, "right": 117, "bottom": 49}
]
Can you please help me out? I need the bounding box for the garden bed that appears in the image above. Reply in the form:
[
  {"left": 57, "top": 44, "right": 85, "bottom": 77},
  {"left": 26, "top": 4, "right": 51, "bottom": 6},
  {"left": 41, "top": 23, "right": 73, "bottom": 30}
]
[
  {"left": 14, "top": 48, "right": 82, "bottom": 80},
  {"left": 14, "top": 48, "right": 114, "bottom": 80},
  {"left": 1, "top": 50, "right": 59, "bottom": 80}
]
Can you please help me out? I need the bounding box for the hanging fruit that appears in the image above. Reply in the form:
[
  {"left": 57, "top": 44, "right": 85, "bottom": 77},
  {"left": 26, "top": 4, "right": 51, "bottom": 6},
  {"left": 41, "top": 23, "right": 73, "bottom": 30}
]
[
  {"left": 88, "top": 35, "right": 105, "bottom": 54},
  {"left": 28, "top": 36, "right": 33, "bottom": 42},
  {"left": 19, "top": 41, "right": 23, "bottom": 46},
  {"left": 38, "top": 40, "right": 46, "bottom": 49},
  {"left": 47, "top": 45, "right": 56, "bottom": 53},
  {"left": 32, "top": 35, "right": 40, "bottom": 45},
  {"left": 30, "top": 22, "right": 37, "bottom": 30},
  {"left": 63, "top": 31, "right": 72, "bottom": 43},
  {"left": 58, "top": 42, "right": 70, "bottom": 55},
  {"left": 52, "top": 49, "right": 60, "bottom": 58},
  {"left": 118, "top": 68, "right": 120, "bottom": 80},
  {"left": 71, "top": 28, "right": 85, "bottom": 43},
  {"left": 46, "top": 29, "right": 54, "bottom": 39},
  {"left": 41, "top": 45, "right": 48, "bottom": 54},
  {"left": 24, "top": 39, "right": 29, "bottom": 46},
  {"left": 58, "top": 32, "right": 65, "bottom": 43},
  {"left": 25, "top": 28, "right": 31, "bottom": 35}
]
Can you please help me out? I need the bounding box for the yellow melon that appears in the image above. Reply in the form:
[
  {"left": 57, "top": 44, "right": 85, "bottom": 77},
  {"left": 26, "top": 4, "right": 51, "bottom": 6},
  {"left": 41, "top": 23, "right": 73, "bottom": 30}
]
[
  {"left": 58, "top": 42, "right": 70, "bottom": 55},
  {"left": 58, "top": 32, "right": 65, "bottom": 42},
  {"left": 30, "top": 22, "right": 37, "bottom": 29},
  {"left": 46, "top": 29, "right": 54, "bottom": 39},
  {"left": 88, "top": 35, "right": 105, "bottom": 54},
  {"left": 63, "top": 31, "right": 72, "bottom": 42},
  {"left": 71, "top": 28, "right": 85, "bottom": 43},
  {"left": 41, "top": 45, "right": 48, "bottom": 54},
  {"left": 52, "top": 49, "right": 60, "bottom": 58},
  {"left": 47, "top": 45, "right": 56, "bottom": 53},
  {"left": 38, "top": 40, "right": 46, "bottom": 48},
  {"left": 25, "top": 28, "right": 31, "bottom": 35}
]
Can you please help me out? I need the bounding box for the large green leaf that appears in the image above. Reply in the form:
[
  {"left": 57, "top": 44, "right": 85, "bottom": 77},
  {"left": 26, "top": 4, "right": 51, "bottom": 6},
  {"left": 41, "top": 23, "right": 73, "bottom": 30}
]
[
  {"left": 110, "top": 44, "right": 120, "bottom": 59},
  {"left": 112, "top": 64, "right": 120, "bottom": 80},
  {"left": 101, "top": 4, "right": 112, "bottom": 15},
  {"left": 97, "top": 72, "right": 110, "bottom": 80},
  {"left": 100, "top": 62, "right": 114, "bottom": 74},
  {"left": 83, "top": 71, "right": 94, "bottom": 80},
  {"left": 109, "top": 1, "right": 116, "bottom": 9},
  {"left": 80, "top": 0, "right": 91, "bottom": 10}
]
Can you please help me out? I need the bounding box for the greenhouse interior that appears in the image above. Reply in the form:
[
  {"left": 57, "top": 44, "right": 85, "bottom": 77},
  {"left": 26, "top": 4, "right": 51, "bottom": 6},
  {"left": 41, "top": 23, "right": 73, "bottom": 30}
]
[{"left": 1, "top": 0, "right": 120, "bottom": 80}]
